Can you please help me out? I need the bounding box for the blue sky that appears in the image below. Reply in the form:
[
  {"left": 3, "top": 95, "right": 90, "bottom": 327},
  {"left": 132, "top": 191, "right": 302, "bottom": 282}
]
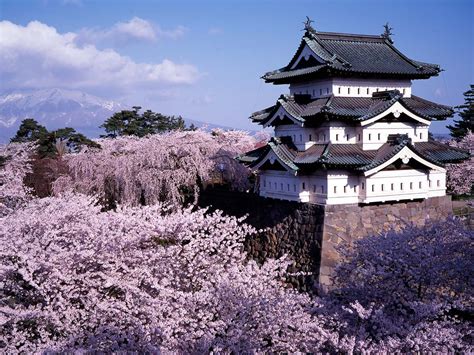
[{"left": 1, "top": 0, "right": 473, "bottom": 134}]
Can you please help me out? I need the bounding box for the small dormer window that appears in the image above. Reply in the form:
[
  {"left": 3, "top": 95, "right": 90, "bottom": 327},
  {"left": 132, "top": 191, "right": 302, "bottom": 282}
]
[{"left": 400, "top": 182, "right": 404, "bottom": 190}]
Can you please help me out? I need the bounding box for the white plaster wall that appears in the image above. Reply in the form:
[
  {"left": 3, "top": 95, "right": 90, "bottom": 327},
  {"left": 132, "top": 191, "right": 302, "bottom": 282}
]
[
  {"left": 326, "top": 170, "right": 360, "bottom": 205},
  {"left": 259, "top": 168, "right": 446, "bottom": 205},
  {"left": 332, "top": 78, "right": 412, "bottom": 98},
  {"left": 361, "top": 122, "right": 429, "bottom": 150},
  {"left": 260, "top": 170, "right": 307, "bottom": 202},
  {"left": 289, "top": 78, "right": 412, "bottom": 99},
  {"left": 274, "top": 125, "right": 320, "bottom": 151}
]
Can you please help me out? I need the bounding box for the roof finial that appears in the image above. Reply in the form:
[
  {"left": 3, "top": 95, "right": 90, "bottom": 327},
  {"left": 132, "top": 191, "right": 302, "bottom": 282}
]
[
  {"left": 303, "top": 16, "right": 316, "bottom": 33},
  {"left": 381, "top": 22, "right": 394, "bottom": 43}
]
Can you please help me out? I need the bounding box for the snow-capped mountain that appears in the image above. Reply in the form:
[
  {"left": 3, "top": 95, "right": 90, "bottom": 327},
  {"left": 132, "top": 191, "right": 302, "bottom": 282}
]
[{"left": 0, "top": 88, "right": 126, "bottom": 142}]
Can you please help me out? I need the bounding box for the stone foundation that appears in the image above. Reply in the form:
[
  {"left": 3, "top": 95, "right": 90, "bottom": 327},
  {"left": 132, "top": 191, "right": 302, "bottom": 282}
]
[{"left": 199, "top": 187, "right": 453, "bottom": 291}]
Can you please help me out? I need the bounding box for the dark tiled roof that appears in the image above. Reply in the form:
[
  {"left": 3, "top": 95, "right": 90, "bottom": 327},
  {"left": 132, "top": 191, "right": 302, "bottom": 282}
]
[
  {"left": 238, "top": 135, "right": 469, "bottom": 172},
  {"left": 414, "top": 140, "right": 471, "bottom": 163},
  {"left": 252, "top": 91, "right": 453, "bottom": 126},
  {"left": 263, "top": 30, "right": 440, "bottom": 83}
]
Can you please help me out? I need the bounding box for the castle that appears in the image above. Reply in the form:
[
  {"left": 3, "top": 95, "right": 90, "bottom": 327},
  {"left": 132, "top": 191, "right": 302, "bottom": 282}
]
[{"left": 240, "top": 21, "right": 469, "bottom": 205}]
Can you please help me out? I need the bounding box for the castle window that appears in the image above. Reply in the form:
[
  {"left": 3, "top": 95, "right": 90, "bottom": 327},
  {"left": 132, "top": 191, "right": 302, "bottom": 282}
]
[
  {"left": 313, "top": 185, "right": 316, "bottom": 193},
  {"left": 357, "top": 88, "right": 360, "bottom": 95},
  {"left": 320, "top": 88, "right": 322, "bottom": 95},
  {"left": 346, "top": 134, "right": 349, "bottom": 141},
  {"left": 281, "top": 183, "right": 283, "bottom": 190},
  {"left": 312, "top": 89, "right": 315, "bottom": 97},
  {"left": 309, "top": 134, "right": 312, "bottom": 141},
  {"left": 419, "top": 133, "right": 422, "bottom": 139},
  {"left": 381, "top": 184, "right": 384, "bottom": 191},
  {"left": 302, "top": 182, "right": 305, "bottom": 190},
  {"left": 321, "top": 185, "right": 324, "bottom": 193},
  {"left": 391, "top": 183, "right": 394, "bottom": 191},
  {"left": 400, "top": 182, "right": 404, "bottom": 190},
  {"left": 368, "top": 133, "right": 371, "bottom": 141},
  {"left": 362, "top": 182, "right": 365, "bottom": 190},
  {"left": 326, "top": 88, "right": 329, "bottom": 94},
  {"left": 323, "top": 134, "right": 326, "bottom": 141},
  {"left": 366, "top": 88, "right": 370, "bottom": 95},
  {"left": 334, "top": 186, "right": 337, "bottom": 193},
  {"left": 403, "top": 88, "right": 406, "bottom": 95},
  {"left": 344, "top": 185, "right": 347, "bottom": 193},
  {"left": 419, "top": 181, "right": 422, "bottom": 189},
  {"left": 378, "top": 133, "right": 381, "bottom": 141},
  {"left": 410, "top": 182, "right": 413, "bottom": 190},
  {"left": 429, "top": 180, "right": 432, "bottom": 188},
  {"left": 338, "top": 87, "right": 341, "bottom": 94},
  {"left": 371, "top": 184, "right": 375, "bottom": 192},
  {"left": 353, "top": 185, "right": 357, "bottom": 192},
  {"left": 293, "top": 135, "right": 296, "bottom": 142},
  {"left": 336, "top": 134, "right": 339, "bottom": 141},
  {"left": 299, "top": 134, "right": 302, "bottom": 142},
  {"left": 376, "top": 88, "right": 379, "bottom": 92},
  {"left": 437, "top": 180, "right": 440, "bottom": 187},
  {"left": 274, "top": 182, "right": 277, "bottom": 190},
  {"left": 348, "top": 87, "right": 351, "bottom": 94},
  {"left": 358, "top": 134, "right": 361, "bottom": 141},
  {"left": 263, "top": 180, "right": 266, "bottom": 187}
]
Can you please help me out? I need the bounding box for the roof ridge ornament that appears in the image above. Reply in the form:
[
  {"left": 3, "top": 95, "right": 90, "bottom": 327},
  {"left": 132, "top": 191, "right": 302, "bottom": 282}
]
[
  {"left": 381, "top": 22, "right": 394, "bottom": 43},
  {"left": 302, "top": 16, "right": 316, "bottom": 34}
]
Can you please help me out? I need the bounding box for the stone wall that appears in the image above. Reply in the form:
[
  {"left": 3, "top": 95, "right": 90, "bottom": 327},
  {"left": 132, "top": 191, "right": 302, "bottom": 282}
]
[
  {"left": 320, "top": 195, "right": 453, "bottom": 287},
  {"left": 199, "top": 187, "right": 453, "bottom": 291}
]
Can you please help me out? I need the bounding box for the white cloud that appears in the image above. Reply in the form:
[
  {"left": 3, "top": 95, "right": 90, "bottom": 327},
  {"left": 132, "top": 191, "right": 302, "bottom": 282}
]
[
  {"left": 0, "top": 20, "right": 201, "bottom": 94},
  {"left": 208, "top": 27, "right": 223, "bottom": 35},
  {"left": 76, "top": 17, "right": 187, "bottom": 45}
]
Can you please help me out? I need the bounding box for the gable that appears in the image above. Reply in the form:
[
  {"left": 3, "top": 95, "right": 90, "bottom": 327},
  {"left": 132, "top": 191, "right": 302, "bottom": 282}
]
[
  {"left": 361, "top": 101, "right": 431, "bottom": 126},
  {"left": 290, "top": 44, "right": 325, "bottom": 70},
  {"left": 364, "top": 145, "right": 445, "bottom": 177}
]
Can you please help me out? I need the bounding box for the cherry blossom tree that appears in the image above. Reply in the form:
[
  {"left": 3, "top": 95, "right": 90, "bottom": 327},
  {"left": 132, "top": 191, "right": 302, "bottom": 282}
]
[
  {"left": 0, "top": 143, "right": 35, "bottom": 216},
  {"left": 53, "top": 129, "right": 257, "bottom": 208},
  {"left": 326, "top": 218, "right": 473, "bottom": 353},
  {"left": 0, "top": 194, "right": 332, "bottom": 353},
  {"left": 446, "top": 131, "right": 473, "bottom": 195}
]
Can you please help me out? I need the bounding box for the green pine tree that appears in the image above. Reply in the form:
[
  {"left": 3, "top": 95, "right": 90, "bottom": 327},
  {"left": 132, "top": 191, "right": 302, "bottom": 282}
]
[
  {"left": 101, "top": 107, "right": 188, "bottom": 138},
  {"left": 10, "top": 118, "right": 48, "bottom": 143},
  {"left": 448, "top": 85, "right": 474, "bottom": 140}
]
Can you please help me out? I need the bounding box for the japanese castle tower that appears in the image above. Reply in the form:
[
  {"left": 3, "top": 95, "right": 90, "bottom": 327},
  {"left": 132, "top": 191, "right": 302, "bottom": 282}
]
[{"left": 240, "top": 21, "right": 469, "bottom": 205}]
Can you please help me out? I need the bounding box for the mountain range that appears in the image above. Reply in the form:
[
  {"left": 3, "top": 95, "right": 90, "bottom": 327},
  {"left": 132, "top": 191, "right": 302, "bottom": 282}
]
[{"left": 0, "top": 88, "right": 240, "bottom": 143}]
